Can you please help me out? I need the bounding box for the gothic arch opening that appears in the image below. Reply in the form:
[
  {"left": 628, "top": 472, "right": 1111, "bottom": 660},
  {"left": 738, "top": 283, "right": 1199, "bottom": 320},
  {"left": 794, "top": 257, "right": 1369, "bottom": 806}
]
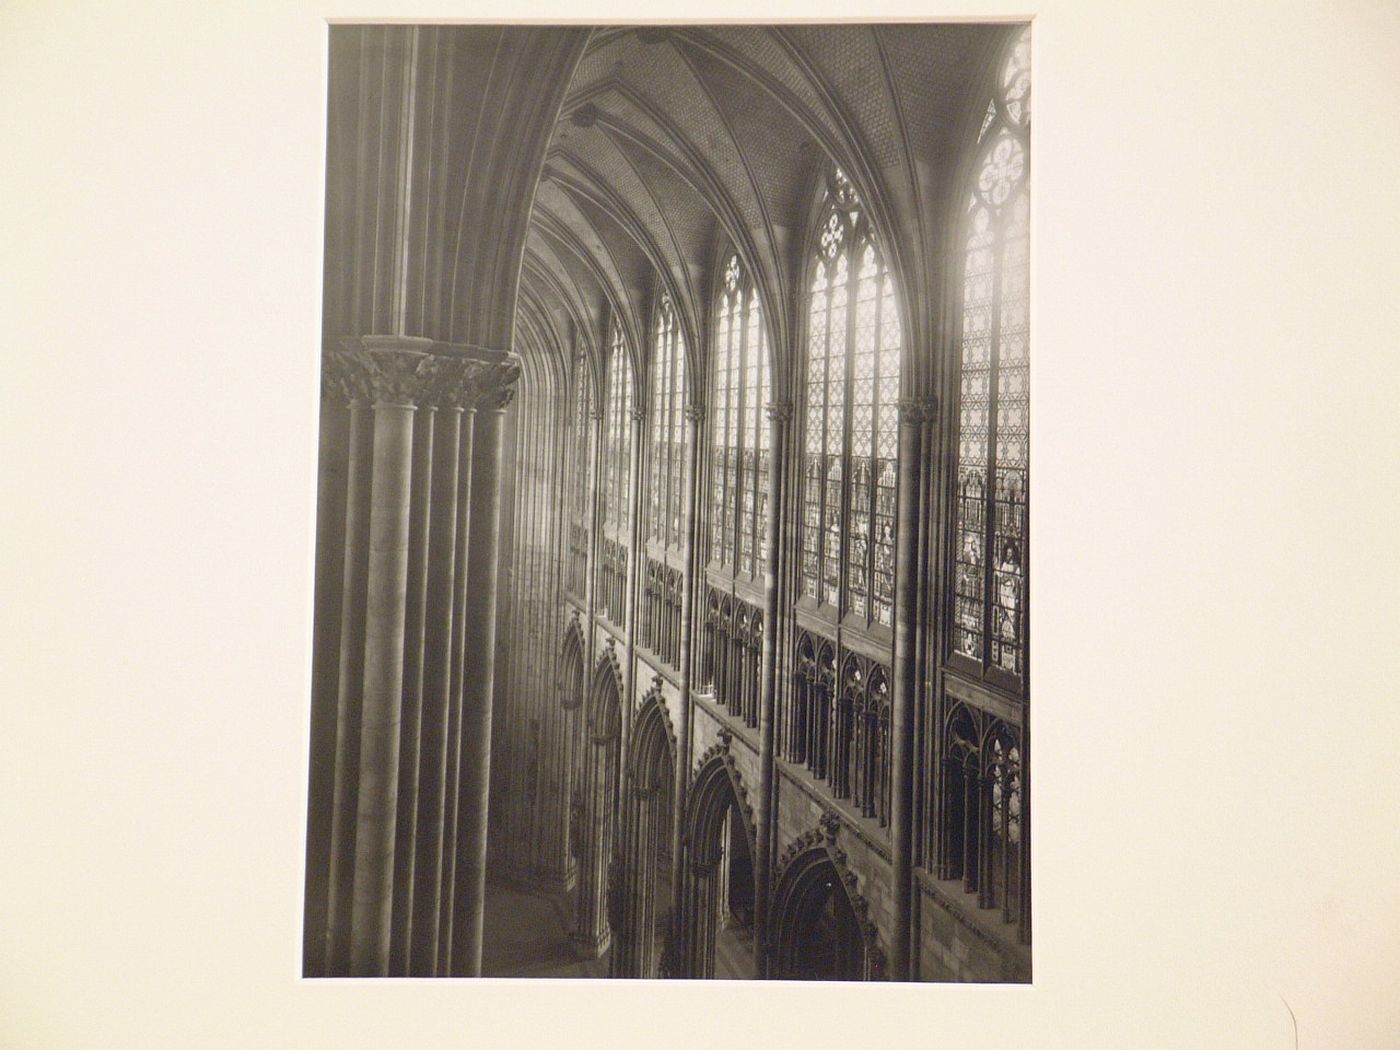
[
  {"left": 770, "top": 846, "right": 871, "bottom": 981},
  {"left": 572, "top": 652, "right": 623, "bottom": 958},
  {"left": 610, "top": 694, "right": 676, "bottom": 977},
  {"left": 678, "top": 748, "right": 757, "bottom": 978},
  {"left": 559, "top": 622, "right": 587, "bottom": 891}
]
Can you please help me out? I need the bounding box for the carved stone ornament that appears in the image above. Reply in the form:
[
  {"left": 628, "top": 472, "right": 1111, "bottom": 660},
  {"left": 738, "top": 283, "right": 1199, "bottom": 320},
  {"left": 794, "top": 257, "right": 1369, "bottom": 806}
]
[
  {"left": 320, "top": 352, "right": 358, "bottom": 404},
  {"left": 765, "top": 399, "right": 795, "bottom": 424},
  {"left": 332, "top": 343, "right": 446, "bottom": 407},
  {"left": 773, "top": 810, "right": 889, "bottom": 979},
  {"left": 684, "top": 404, "right": 706, "bottom": 425},
  {"left": 896, "top": 396, "right": 938, "bottom": 425},
  {"left": 422, "top": 358, "right": 474, "bottom": 409},
  {"left": 691, "top": 736, "right": 756, "bottom": 838},
  {"left": 469, "top": 359, "right": 522, "bottom": 411}
]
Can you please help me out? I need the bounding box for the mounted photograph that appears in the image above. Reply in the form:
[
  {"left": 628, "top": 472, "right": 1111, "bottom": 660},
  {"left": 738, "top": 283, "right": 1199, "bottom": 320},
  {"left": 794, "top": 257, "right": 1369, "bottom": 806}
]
[{"left": 302, "top": 20, "right": 1031, "bottom": 981}]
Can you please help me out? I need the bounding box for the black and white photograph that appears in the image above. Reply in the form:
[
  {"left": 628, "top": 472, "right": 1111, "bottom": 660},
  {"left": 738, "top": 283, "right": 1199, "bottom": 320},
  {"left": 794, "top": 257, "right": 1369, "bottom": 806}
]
[
  {"left": 302, "top": 21, "right": 1032, "bottom": 982},
  {"left": 5, "top": 0, "right": 1399, "bottom": 1046}
]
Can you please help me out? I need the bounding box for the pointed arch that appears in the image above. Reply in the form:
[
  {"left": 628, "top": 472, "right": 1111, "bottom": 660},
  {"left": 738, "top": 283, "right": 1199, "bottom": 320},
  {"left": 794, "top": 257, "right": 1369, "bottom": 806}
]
[
  {"left": 947, "top": 23, "right": 1030, "bottom": 688},
  {"left": 708, "top": 249, "right": 773, "bottom": 579},
  {"left": 589, "top": 644, "right": 625, "bottom": 742},
  {"left": 770, "top": 815, "right": 885, "bottom": 980},
  {"left": 560, "top": 617, "right": 587, "bottom": 710},
  {"left": 611, "top": 689, "right": 679, "bottom": 977},
  {"left": 646, "top": 293, "right": 689, "bottom": 552},
  {"left": 676, "top": 736, "right": 758, "bottom": 977},
  {"left": 797, "top": 163, "right": 903, "bottom": 626},
  {"left": 565, "top": 348, "right": 594, "bottom": 598},
  {"left": 572, "top": 644, "right": 626, "bottom": 958}
]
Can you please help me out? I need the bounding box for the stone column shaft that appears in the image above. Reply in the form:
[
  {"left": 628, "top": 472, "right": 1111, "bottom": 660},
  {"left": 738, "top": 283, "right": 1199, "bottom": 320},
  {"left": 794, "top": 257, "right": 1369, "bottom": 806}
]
[
  {"left": 436, "top": 406, "right": 474, "bottom": 972},
  {"left": 409, "top": 404, "right": 462, "bottom": 976},
  {"left": 754, "top": 400, "right": 791, "bottom": 976},
  {"left": 305, "top": 387, "right": 351, "bottom": 977},
  {"left": 325, "top": 397, "right": 373, "bottom": 974},
  {"left": 349, "top": 398, "right": 417, "bottom": 976},
  {"left": 389, "top": 404, "right": 435, "bottom": 975},
  {"left": 622, "top": 408, "right": 645, "bottom": 764},
  {"left": 889, "top": 397, "right": 930, "bottom": 981},
  {"left": 672, "top": 406, "right": 704, "bottom": 948},
  {"left": 451, "top": 394, "right": 511, "bottom": 977}
]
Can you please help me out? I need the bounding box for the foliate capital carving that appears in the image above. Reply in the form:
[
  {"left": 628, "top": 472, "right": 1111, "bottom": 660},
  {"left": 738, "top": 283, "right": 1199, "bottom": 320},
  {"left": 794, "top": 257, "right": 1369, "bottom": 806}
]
[
  {"left": 630, "top": 405, "right": 648, "bottom": 423},
  {"left": 765, "top": 399, "right": 795, "bottom": 424},
  {"left": 332, "top": 341, "right": 443, "bottom": 407},
  {"left": 321, "top": 353, "right": 358, "bottom": 404},
  {"left": 422, "top": 359, "right": 472, "bottom": 409},
  {"left": 684, "top": 404, "right": 706, "bottom": 425},
  {"left": 465, "top": 359, "right": 522, "bottom": 411},
  {"left": 333, "top": 336, "right": 522, "bottom": 411},
  {"left": 897, "top": 396, "right": 938, "bottom": 425}
]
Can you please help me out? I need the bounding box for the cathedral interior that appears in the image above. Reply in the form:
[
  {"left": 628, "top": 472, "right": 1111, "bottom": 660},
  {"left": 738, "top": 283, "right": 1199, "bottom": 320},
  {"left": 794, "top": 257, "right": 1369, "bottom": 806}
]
[{"left": 303, "top": 21, "right": 1032, "bottom": 982}]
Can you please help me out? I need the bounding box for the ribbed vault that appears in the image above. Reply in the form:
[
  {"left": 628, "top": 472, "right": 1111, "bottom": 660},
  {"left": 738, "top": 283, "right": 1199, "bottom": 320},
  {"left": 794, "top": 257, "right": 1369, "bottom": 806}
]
[{"left": 512, "top": 23, "right": 1012, "bottom": 400}]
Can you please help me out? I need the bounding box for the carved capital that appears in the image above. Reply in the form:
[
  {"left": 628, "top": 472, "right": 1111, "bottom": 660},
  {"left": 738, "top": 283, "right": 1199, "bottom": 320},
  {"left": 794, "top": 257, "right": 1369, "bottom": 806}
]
[
  {"left": 765, "top": 399, "right": 795, "bottom": 423},
  {"left": 468, "top": 359, "right": 522, "bottom": 411},
  {"left": 630, "top": 405, "right": 647, "bottom": 423},
  {"left": 897, "top": 396, "right": 938, "bottom": 425},
  {"left": 684, "top": 404, "right": 706, "bottom": 425},
  {"left": 333, "top": 340, "right": 445, "bottom": 407},
  {"left": 330, "top": 336, "right": 523, "bottom": 413},
  {"left": 321, "top": 352, "right": 358, "bottom": 404},
  {"left": 420, "top": 359, "right": 473, "bottom": 409}
]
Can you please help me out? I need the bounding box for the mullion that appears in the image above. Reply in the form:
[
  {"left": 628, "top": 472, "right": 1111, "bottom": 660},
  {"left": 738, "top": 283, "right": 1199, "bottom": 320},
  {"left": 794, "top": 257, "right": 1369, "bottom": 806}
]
[
  {"left": 670, "top": 320, "right": 682, "bottom": 550},
  {"left": 867, "top": 266, "right": 884, "bottom": 626},
  {"left": 747, "top": 299, "right": 762, "bottom": 579},
  {"left": 662, "top": 313, "right": 672, "bottom": 550},
  {"left": 736, "top": 291, "right": 749, "bottom": 576},
  {"left": 839, "top": 229, "right": 858, "bottom": 621},
  {"left": 981, "top": 183, "right": 1006, "bottom": 673},
  {"left": 821, "top": 269, "right": 835, "bottom": 606}
]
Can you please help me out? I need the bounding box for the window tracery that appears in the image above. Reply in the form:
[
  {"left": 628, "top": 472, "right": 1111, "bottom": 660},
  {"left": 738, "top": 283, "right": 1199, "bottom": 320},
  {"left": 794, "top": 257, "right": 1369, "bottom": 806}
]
[
  {"left": 951, "top": 25, "right": 1030, "bottom": 683},
  {"left": 642, "top": 560, "right": 682, "bottom": 666},
  {"left": 601, "top": 324, "right": 633, "bottom": 626},
  {"left": 702, "top": 587, "right": 762, "bottom": 729},
  {"left": 567, "top": 353, "right": 592, "bottom": 597},
  {"left": 711, "top": 254, "right": 771, "bottom": 577},
  {"left": 800, "top": 171, "right": 902, "bottom": 627},
  {"left": 648, "top": 297, "right": 687, "bottom": 550},
  {"left": 933, "top": 25, "right": 1031, "bottom": 949},
  {"left": 785, "top": 631, "right": 892, "bottom": 829},
  {"left": 934, "top": 703, "right": 1026, "bottom": 938}
]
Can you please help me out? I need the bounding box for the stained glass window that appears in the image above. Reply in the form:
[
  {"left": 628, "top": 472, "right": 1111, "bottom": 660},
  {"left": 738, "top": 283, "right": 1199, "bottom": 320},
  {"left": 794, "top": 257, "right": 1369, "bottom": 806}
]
[
  {"left": 710, "top": 254, "right": 771, "bottom": 576},
  {"left": 567, "top": 353, "right": 592, "bottom": 596},
  {"left": 952, "top": 24, "right": 1030, "bottom": 683},
  {"left": 648, "top": 297, "right": 687, "bottom": 550},
  {"left": 604, "top": 323, "right": 633, "bottom": 536},
  {"left": 800, "top": 169, "right": 903, "bottom": 626}
]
